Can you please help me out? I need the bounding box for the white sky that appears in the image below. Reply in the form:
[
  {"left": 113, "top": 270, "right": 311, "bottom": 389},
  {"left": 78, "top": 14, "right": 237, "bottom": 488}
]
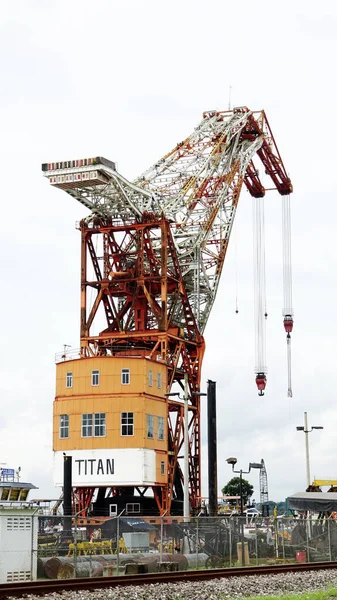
[{"left": 1, "top": 0, "right": 337, "bottom": 504}]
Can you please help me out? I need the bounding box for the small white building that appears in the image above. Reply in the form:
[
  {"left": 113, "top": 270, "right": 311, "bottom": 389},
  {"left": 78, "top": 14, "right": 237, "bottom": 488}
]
[
  {"left": 0, "top": 474, "right": 38, "bottom": 583},
  {"left": 0, "top": 507, "right": 38, "bottom": 583}
]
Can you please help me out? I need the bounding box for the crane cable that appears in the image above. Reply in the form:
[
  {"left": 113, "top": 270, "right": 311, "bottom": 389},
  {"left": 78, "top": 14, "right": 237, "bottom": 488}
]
[
  {"left": 282, "top": 194, "right": 294, "bottom": 398},
  {"left": 287, "top": 334, "right": 292, "bottom": 398},
  {"left": 252, "top": 195, "right": 267, "bottom": 396},
  {"left": 234, "top": 219, "right": 239, "bottom": 314}
]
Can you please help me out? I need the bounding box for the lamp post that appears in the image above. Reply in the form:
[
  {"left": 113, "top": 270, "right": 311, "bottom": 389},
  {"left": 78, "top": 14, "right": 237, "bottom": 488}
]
[
  {"left": 296, "top": 412, "right": 323, "bottom": 489},
  {"left": 226, "top": 458, "right": 262, "bottom": 566}
]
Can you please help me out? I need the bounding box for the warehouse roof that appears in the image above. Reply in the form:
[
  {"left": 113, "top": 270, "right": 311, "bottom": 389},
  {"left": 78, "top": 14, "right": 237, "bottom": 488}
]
[{"left": 288, "top": 492, "right": 337, "bottom": 512}]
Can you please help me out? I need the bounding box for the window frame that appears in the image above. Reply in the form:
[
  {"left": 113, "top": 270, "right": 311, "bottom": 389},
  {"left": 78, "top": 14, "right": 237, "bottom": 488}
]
[
  {"left": 66, "top": 372, "right": 73, "bottom": 389},
  {"left": 147, "top": 414, "right": 154, "bottom": 439},
  {"left": 160, "top": 461, "right": 165, "bottom": 476},
  {"left": 121, "top": 368, "right": 130, "bottom": 385},
  {"left": 157, "top": 372, "right": 162, "bottom": 389},
  {"left": 109, "top": 504, "right": 118, "bottom": 516},
  {"left": 148, "top": 370, "right": 153, "bottom": 387},
  {"left": 121, "top": 412, "right": 134, "bottom": 436},
  {"left": 94, "top": 413, "right": 106, "bottom": 437},
  {"left": 82, "top": 413, "right": 93, "bottom": 437},
  {"left": 126, "top": 503, "right": 140, "bottom": 514},
  {"left": 91, "top": 370, "right": 100, "bottom": 386},
  {"left": 157, "top": 416, "right": 165, "bottom": 441},
  {"left": 59, "top": 414, "right": 69, "bottom": 439},
  {"left": 82, "top": 413, "right": 106, "bottom": 437}
]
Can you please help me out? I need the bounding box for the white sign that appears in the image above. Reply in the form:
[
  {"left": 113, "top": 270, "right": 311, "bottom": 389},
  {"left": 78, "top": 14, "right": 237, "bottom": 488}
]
[{"left": 53, "top": 448, "right": 156, "bottom": 487}]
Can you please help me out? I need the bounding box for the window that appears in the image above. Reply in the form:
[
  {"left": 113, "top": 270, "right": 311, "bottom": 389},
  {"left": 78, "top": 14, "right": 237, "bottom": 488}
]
[
  {"left": 82, "top": 414, "right": 93, "bottom": 437},
  {"left": 147, "top": 414, "right": 154, "bottom": 439},
  {"left": 82, "top": 413, "right": 105, "bottom": 437},
  {"left": 157, "top": 372, "right": 162, "bottom": 389},
  {"left": 121, "top": 368, "right": 130, "bottom": 385},
  {"left": 161, "top": 461, "right": 165, "bottom": 476},
  {"left": 66, "top": 372, "right": 72, "bottom": 388},
  {"left": 60, "top": 414, "right": 69, "bottom": 439},
  {"left": 92, "top": 370, "right": 100, "bottom": 386},
  {"left": 121, "top": 412, "right": 134, "bottom": 436},
  {"left": 94, "top": 413, "right": 106, "bottom": 437},
  {"left": 148, "top": 370, "right": 153, "bottom": 386},
  {"left": 126, "top": 503, "right": 140, "bottom": 514},
  {"left": 157, "top": 416, "right": 164, "bottom": 441},
  {"left": 109, "top": 504, "right": 118, "bottom": 516}
]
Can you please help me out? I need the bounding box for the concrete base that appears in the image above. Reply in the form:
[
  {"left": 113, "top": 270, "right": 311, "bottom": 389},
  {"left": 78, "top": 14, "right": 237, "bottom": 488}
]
[
  {"left": 158, "top": 562, "right": 179, "bottom": 572},
  {"left": 125, "top": 563, "right": 149, "bottom": 575}
]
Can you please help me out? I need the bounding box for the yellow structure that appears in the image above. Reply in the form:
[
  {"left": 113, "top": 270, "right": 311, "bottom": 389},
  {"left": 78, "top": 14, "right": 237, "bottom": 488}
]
[
  {"left": 312, "top": 480, "right": 337, "bottom": 487},
  {"left": 53, "top": 356, "right": 168, "bottom": 488},
  {"left": 68, "top": 540, "right": 112, "bottom": 556}
]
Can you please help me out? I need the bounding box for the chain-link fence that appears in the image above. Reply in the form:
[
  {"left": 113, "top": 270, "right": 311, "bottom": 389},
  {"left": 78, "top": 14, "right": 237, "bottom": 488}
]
[{"left": 3, "top": 512, "right": 337, "bottom": 582}]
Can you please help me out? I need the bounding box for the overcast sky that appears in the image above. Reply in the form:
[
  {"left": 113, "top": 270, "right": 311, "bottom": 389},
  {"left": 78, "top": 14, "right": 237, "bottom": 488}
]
[{"left": 1, "top": 0, "right": 337, "bottom": 505}]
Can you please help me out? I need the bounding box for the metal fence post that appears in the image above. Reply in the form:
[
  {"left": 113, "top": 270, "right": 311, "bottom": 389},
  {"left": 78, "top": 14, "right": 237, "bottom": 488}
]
[
  {"left": 229, "top": 521, "right": 232, "bottom": 568},
  {"left": 74, "top": 515, "right": 78, "bottom": 578},
  {"left": 281, "top": 518, "right": 285, "bottom": 561},
  {"left": 116, "top": 508, "right": 125, "bottom": 573},
  {"left": 31, "top": 509, "right": 39, "bottom": 581},
  {"left": 196, "top": 515, "right": 199, "bottom": 569},
  {"left": 328, "top": 518, "right": 332, "bottom": 562},
  {"left": 306, "top": 516, "right": 310, "bottom": 562},
  {"left": 274, "top": 515, "right": 279, "bottom": 559},
  {"left": 255, "top": 520, "right": 258, "bottom": 565},
  {"left": 240, "top": 515, "right": 245, "bottom": 566}
]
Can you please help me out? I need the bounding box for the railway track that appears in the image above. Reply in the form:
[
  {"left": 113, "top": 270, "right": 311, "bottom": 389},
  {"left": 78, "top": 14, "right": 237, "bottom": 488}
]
[{"left": 1, "top": 561, "right": 337, "bottom": 599}]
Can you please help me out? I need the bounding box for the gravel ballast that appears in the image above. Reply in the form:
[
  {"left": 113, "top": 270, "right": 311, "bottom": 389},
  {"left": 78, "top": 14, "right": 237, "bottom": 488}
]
[{"left": 17, "top": 569, "right": 337, "bottom": 600}]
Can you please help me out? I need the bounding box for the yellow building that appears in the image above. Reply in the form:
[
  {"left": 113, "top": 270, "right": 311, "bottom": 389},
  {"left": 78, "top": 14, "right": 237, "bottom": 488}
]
[{"left": 53, "top": 357, "right": 168, "bottom": 502}]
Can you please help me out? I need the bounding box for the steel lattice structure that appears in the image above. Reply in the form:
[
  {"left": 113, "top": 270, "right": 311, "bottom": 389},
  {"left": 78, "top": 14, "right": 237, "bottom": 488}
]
[
  {"left": 259, "top": 458, "right": 269, "bottom": 516},
  {"left": 43, "top": 107, "right": 292, "bottom": 514}
]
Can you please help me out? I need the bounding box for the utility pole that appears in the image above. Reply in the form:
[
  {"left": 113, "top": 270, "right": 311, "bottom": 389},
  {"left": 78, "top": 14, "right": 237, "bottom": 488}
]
[
  {"left": 296, "top": 412, "right": 323, "bottom": 489},
  {"left": 304, "top": 412, "right": 311, "bottom": 488}
]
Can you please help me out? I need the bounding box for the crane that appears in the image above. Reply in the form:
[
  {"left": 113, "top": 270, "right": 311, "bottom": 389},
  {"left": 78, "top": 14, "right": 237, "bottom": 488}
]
[
  {"left": 42, "top": 107, "right": 292, "bottom": 516},
  {"left": 259, "top": 458, "right": 269, "bottom": 517}
]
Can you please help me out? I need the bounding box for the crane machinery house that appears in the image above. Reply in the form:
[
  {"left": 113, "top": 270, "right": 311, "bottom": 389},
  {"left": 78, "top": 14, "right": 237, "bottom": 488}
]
[{"left": 43, "top": 108, "right": 292, "bottom": 519}]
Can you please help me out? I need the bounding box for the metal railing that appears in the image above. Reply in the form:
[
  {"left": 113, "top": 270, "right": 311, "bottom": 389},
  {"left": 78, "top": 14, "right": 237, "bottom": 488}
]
[{"left": 3, "top": 513, "right": 337, "bottom": 583}]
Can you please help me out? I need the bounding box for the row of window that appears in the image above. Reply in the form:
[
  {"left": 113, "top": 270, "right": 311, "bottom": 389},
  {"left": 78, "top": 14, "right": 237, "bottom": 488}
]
[
  {"left": 65, "top": 369, "right": 162, "bottom": 389},
  {"left": 50, "top": 171, "right": 99, "bottom": 184},
  {"left": 46, "top": 157, "right": 97, "bottom": 170},
  {"left": 59, "top": 412, "right": 165, "bottom": 440}
]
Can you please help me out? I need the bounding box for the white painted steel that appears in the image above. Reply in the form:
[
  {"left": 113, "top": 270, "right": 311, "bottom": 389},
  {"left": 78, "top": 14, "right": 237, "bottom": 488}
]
[
  {"left": 252, "top": 196, "right": 267, "bottom": 375},
  {"left": 53, "top": 448, "right": 157, "bottom": 487},
  {"left": 282, "top": 195, "right": 293, "bottom": 318},
  {"left": 0, "top": 509, "right": 38, "bottom": 583},
  {"left": 43, "top": 111, "right": 265, "bottom": 336}
]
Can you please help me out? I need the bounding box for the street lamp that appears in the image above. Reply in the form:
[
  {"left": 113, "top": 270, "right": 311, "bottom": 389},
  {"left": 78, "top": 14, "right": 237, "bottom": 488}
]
[
  {"left": 226, "top": 458, "right": 262, "bottom": 515},
  {"left": 296, "top": 412, "right": 323, "bottom": 489},
  {"left": 226, "top": 458, "right": 262, "bottom": 566}
]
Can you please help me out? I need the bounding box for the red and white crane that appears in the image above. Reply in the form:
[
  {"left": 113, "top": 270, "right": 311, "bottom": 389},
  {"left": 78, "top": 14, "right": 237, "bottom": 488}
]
[{"left": 42, "top": 107, "right": 293, "bottom": 515}]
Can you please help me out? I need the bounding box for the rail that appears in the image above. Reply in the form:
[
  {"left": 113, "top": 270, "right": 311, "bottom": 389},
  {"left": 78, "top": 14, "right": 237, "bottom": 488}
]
[{"left": 1, "top": 561, "right": 337, "bottom": 598}]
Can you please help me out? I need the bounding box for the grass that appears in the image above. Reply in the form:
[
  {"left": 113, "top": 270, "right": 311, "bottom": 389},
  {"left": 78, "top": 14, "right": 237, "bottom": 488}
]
[
  {"left": 239, "top": 589, "right": 337, "bottom": 600},
  {"left": 171, "top": 591, "right": 337, "bottom": 600}
]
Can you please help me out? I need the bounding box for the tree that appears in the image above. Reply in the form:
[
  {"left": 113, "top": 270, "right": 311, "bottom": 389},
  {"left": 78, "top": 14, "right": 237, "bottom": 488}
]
[{"left": 222, "top": 477, "right": 254, "bottom": 505}]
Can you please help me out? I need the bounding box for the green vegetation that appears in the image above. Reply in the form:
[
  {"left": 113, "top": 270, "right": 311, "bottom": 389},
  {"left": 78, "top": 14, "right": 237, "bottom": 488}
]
[
  {"left": 240, "top": 590, "right": 337, "bottom": 600},
  {"left": 267, "top": 500, "right": 287, "bottom": 513},
  {"left": 173, "top": 590, "right": 337, "bottom": 600},
  {"left": 222, "top": 477, "right": 254, "bottom": 504}
]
